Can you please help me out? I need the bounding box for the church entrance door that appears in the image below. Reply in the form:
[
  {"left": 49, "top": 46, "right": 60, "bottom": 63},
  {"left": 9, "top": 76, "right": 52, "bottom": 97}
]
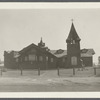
[{"left": 71, "top": 56, "right": 77, "bottom": 66}]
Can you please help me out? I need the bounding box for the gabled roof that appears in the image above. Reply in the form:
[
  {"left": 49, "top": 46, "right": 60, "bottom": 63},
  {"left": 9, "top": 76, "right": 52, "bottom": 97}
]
[
  {"left": 19, "top": 43, "right": 38, "bottom": 54},
  {"left": 19, "top": 43, "right": 57, "bottom": 58},
  {"left": 81, "top": 48, "right": 95, "bottom": 54},
  {"left": 81, "top": 48, "right": 95, "bottom": 57},
  {"left": 66, "top": 23, "right": 81, "bottom": 42},
  {"left": 13, "top": 51, "right": 20, "bottom": 58},
  {"left": 50, "top": 49, "right": 67, "bottom": 58},
  {"left": 50, "top": 48, "right": 95, "bottom": 58}
]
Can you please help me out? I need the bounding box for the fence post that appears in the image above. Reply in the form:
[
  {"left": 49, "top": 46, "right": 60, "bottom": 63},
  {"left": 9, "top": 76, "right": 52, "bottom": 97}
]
[
  {"left": 1, "top": 68, "right": 2, "bottom": 76},
  {"left": 20, "top": 66, "right": 23, "bottom": 76},
  {"left": 57, "top": 66, "right": 60, "bottom": 76},
  {"left": 94, "top": 67, "right": 96, "bottom": 75},
  {"left": 38, "top": 67, "right": 40, "bottom": 76},
  {"left": 73, "top": 66, "right": 75, "bottom": 75}
]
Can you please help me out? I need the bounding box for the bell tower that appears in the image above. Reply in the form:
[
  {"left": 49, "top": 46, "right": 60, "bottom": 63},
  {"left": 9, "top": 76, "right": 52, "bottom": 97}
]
[{"left": 66, "top": 21, "right": 81, "bottom": 68}]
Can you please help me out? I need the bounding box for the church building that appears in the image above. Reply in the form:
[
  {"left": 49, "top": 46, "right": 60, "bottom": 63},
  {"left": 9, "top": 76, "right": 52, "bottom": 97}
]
[
  {"left": 4, "top": 22, "right": 95, "bottom": 69},
  {"left": 4, "top": 38, "right": 57, "bottom": 69},
  {"left": 50, "top": 22, "right": 95, "bottom": 68}
]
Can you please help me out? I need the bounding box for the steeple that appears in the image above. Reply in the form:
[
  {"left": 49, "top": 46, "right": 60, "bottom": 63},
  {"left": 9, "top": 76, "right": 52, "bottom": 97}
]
[
  {"left": 38, "top": 37, "right": 50, "bottom": 51},
  {"left": 66, "top": 22, "right": 81, "bottom": 43},
  {"left": 40, "top": 37, "right": 43, "bottom": 44},
  {"left": 66, "top": 21, "right": 81, "bottom": 68},
  {"left": 38, "top": 37, "right": 45, "bottom": 48}
]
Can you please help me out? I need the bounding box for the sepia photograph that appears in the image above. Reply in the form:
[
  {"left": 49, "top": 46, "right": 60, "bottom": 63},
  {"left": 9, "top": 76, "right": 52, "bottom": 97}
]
[{"left": 0, "top": 3, "right": 100, "bottom": 95}]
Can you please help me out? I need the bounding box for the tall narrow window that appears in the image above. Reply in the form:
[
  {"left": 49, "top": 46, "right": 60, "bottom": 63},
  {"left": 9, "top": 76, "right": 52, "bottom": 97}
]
[
  {"left": 25, "top": 56, "right": 28, "bottom": 61},
  {"left": 16, "top": 58, "right": 18, "bottom": 62},
  {"left": 46, "top": 56, "right": 48, "bottom": 61},
  {"left": 73, "top": 40, "right": 75, "bottom": 44},
  {"left": 62, "top": 58, "right": 65, "bottom": 62},
  {"left": 35, "top": 55, "right": 37, "bottom": 61},
  {"left": 51, "top": 58, "right": 53, "bottom": 62},
  {"left": 39, "top": 56, "right": 43, "bottom": 61}
]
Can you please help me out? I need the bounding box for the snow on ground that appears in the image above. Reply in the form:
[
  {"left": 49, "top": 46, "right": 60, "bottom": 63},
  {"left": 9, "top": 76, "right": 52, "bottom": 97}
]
[{"left": 0, "top": 67, "right": 100, "bottom": 92}]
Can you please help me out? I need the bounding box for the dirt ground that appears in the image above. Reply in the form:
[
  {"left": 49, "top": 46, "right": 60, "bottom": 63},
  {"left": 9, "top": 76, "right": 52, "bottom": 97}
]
[{"left": 0, "top": 67, "right": 100, "bottom": 92}]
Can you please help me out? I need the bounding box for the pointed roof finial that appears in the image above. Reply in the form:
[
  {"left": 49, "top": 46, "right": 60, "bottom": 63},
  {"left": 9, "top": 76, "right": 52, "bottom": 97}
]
[
  {"left": 71, "top": 19, "right": 74, "bottom": 23},
  {"left": 38, "top": 37, "right": 45, "bottom": 48},
  {"left": 40, "top": 37, "right": 43, "bottom": 43},
  {"left": 41, "top": 37, "right": 42, "bottom": 41}
]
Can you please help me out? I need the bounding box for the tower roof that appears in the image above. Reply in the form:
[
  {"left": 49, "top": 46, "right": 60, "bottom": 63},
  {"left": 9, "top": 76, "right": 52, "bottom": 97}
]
[
  {"left": 40, "top": 37, "right": 43, "bottom": 44},
  {"left": 66, "top": 22, "right": 81, "bottom": 43},
  {"left": 38, "top": 37, "right": 45, "bottom": 48}
]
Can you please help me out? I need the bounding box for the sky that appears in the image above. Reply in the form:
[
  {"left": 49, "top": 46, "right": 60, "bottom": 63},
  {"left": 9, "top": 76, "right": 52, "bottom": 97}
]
[{"left": 0, "top": 8, "right": 100, "bottom": 63}]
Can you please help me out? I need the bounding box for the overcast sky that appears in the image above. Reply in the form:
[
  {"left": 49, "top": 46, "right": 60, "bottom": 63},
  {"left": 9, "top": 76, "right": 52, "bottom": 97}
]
[{"left": 0, "top": 9, "right": 100, "bottom": 63}]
